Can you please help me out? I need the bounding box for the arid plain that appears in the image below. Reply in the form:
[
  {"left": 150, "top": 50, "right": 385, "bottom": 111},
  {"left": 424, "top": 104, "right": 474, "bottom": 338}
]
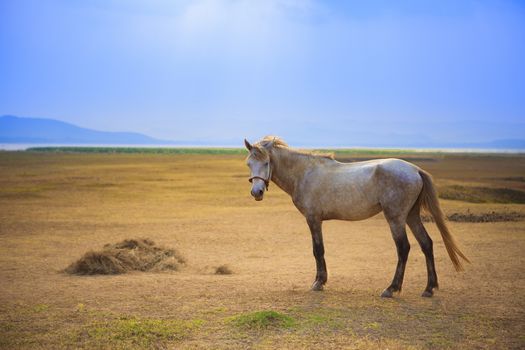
[{"left": 0, "top": 150, "right": 524, "bottom": 349}]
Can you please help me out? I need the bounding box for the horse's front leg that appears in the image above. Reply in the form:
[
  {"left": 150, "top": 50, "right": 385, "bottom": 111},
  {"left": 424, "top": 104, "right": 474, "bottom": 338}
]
[{"left": 307, "top": 217, "right": 327, "bottom": 291}]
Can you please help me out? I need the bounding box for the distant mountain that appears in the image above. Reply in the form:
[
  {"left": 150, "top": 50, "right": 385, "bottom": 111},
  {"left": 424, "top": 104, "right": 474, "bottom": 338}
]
[
  {"left": 0, "top": 115, "right": 174, "bottom": 144},
  {"left": 1, "top": 115, "right": 524, "bottom": 149}
]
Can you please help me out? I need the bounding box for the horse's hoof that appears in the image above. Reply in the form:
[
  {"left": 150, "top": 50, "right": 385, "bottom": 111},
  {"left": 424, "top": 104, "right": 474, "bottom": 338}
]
[
  {"left": 311, "top": 281, "right": 324, "bottom": 291},
  {"left": 421, "top": 290, "right": 433, "bottom": 298},
  {"left": 380, "top": 289, "right": 393, "bottom": 298}
]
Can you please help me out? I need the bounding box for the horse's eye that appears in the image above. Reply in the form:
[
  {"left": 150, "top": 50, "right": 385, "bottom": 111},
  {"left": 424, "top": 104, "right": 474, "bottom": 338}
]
[{"left": 264, "top": 162, "right": 269, "bottom": 166}]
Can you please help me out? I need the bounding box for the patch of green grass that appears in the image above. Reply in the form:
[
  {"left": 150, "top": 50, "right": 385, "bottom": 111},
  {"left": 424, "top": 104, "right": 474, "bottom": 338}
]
[
  {"left": 304, "top": 313, "right": 345, "bottom": 330},
  {"left": 81, "top": 316, "right": 203, "bottom": 348},
  {"left": 18, "top": 172, "right": 38, "bottom": 177},
  {"left": 0, "top": 322, "right": 14, "bottom": 332},
  {"left": 76, "top": 303, "right": 86, "bottom": 312},
  {"left": 0, "top": 185, "right": 53, "bottom": 196},
  {"left": 426, "top": 333, "right": 454, "bottom": 348},
  {"left": 27, "top": 147, "right": 247, "bottom": 155},
  {"left": 364, "top": 322, "right": 381, "bottom": 330},
  {"left": 82, "top": 182, "right": 118, "bottom": 188},
  {"left": 296, "top": 308, "right": 346, "bottom": 330},
  {"left": 228, "top": 310, "right": 295, "bottom": 330},
  {"left": 307, "top": 313, "right": 330, "bottom": 324},
  {"left": 26, "top": 146, "right": 508, "bottom": 157},
  {"left": 439, "top": 185, "right": 525, "bottom": 203},
  {"left": 33, "top": 304, "right": 49, "bottom": 313},
  {"left": 205, "top": 306, "right": 228, "bottom": 314}
]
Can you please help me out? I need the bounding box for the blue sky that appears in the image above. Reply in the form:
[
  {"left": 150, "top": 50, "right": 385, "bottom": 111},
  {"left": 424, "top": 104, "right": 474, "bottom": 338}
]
[{"left": 1, "top": 0, "right": 524, "bottom": 146}]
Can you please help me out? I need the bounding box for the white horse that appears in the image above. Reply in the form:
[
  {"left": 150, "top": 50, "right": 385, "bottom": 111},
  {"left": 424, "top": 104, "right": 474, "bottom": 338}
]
[{"left": 244, "top": 136, "right": 469, "bottom": 298}]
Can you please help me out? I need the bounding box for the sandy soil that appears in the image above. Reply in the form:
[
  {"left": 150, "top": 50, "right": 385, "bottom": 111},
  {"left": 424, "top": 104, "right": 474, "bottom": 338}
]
[{"left": 0, "top": 152, "right": 524, "bottom": 349}]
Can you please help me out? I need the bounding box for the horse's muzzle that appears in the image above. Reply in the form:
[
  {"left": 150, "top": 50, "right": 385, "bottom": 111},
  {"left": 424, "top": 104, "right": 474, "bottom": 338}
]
[{"left": 251, "top": 188, "right": 264, "bottom": 201}]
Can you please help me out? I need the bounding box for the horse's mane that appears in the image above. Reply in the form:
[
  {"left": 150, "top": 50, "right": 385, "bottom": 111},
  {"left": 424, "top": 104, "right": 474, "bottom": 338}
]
[{"left": 254, "top": 136, "right": 334, "bottom": 160}]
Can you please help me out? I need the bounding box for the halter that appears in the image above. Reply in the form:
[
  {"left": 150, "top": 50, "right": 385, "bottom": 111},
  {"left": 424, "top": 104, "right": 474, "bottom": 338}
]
[{"left": 248, "top": 160, "right": 272, "bottom": 190}]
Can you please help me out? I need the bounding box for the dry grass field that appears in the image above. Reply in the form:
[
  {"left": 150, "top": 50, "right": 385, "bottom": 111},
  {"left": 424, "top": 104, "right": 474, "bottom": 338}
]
[{"left": 0, "top": 150, "right": 524, "bottom": 349}]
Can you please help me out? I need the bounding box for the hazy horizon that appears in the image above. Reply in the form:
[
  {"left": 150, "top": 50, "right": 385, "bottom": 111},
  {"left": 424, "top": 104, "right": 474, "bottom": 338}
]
[{"left": 2, "top": 1, "right": 524, "bottom": 146}]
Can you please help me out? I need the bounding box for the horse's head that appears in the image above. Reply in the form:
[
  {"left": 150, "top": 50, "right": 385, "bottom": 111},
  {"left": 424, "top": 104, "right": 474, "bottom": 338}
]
[{"left": 244, "top": 138, "right": 273, "bottom": 201}]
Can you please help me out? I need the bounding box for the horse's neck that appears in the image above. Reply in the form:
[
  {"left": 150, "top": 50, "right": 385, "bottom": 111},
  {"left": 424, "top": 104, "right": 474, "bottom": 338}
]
[{"left": 270, "top": 148, "right": 313, "bottom": 196}]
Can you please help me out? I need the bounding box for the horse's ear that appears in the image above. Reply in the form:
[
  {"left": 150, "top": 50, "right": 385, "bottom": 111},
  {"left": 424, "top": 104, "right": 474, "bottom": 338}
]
[{"left": 244, "top": 139, "right": 253, "bottom": 151}]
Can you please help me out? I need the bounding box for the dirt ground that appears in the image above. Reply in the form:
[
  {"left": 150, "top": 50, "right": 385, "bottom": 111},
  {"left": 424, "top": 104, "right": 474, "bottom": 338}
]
[{"left": 0, "top": 151, "right": 524, "bottom": 349}]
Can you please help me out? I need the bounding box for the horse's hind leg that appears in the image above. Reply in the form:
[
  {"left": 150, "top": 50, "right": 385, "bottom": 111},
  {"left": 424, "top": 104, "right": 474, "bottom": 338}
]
[
  {"left": 407, "top": 209, "right": 438, "bottom": 297},
  {"left": 381, "top": 217, "right": 410, "bottom": 298}
]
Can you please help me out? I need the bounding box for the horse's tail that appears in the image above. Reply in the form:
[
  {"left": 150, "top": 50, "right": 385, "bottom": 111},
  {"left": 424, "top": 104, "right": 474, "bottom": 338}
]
[{"left": 418, "top": 170, "right": 470, "bottom": 271}]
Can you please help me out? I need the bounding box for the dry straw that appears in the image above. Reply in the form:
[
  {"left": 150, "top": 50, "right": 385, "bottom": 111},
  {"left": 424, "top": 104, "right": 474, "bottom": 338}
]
[{"left": 65, "top": 238, "right": 185, "bottom": 275}]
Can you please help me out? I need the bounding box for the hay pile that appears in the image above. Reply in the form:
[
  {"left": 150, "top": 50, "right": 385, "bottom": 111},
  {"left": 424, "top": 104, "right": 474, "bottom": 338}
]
[
  {"left": 447, "top": 211, "right": 524, "bottom": 223},
  {"left": 422, "top": 210, "right": 524, "bottom": 223},
  {"left": 215, "top": 265, "right": 233, "bottom": 275},
  {"left": 65, "top": 239, "right": 186, "bottom": 275}
]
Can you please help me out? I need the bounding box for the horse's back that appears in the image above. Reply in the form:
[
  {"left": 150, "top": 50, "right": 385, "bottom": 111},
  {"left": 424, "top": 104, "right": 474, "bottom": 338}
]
[
  {"left": 335, "top": 158, "right": 421, "bottom": 186},
  {"left": 339, "top": 158, "right": 423, "bottom": 203},
  {"left": 296, "top": 158, "right": 423, "bottom": 221}
]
